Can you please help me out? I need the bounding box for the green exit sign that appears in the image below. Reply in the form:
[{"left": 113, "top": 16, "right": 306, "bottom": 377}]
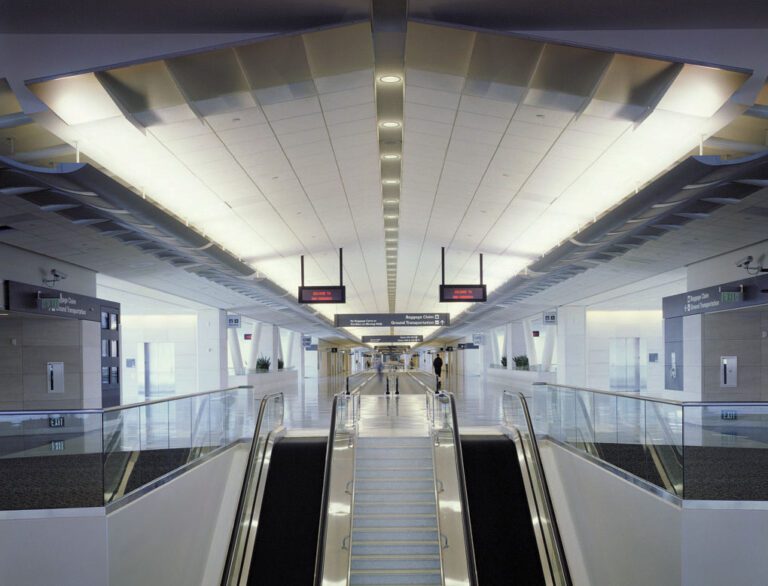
[{"left": 720, "top": 286, "right": 743, "bottom": 304}]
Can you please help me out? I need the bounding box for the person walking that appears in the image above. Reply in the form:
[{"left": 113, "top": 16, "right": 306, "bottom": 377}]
[{"left": 432, "top": 353, "right": 443, "bottom": 391}]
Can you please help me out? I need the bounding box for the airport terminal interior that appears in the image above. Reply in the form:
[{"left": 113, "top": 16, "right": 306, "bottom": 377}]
[{"left": 2, "top": 1, "right": 768, "bottom": 585}]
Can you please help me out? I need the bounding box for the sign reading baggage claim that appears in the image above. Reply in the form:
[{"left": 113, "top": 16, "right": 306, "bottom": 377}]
[{"left": 335, "top": 313, "right": 450, "bottom": 328}]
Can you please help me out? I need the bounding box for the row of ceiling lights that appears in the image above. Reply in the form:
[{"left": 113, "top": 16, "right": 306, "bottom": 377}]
[{"left": 376, "top": 73, "right": 404, "bottom": 303}]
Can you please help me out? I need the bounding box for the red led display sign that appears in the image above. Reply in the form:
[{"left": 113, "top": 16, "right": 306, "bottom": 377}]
[
  {"left": 439, "top": 284, "right": 487, "bottom": 302},
  {"left": 298, "top": 286, "right": 346, "bottom": 304}
]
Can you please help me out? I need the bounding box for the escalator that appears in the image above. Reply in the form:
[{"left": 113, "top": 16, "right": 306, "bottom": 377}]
[
  {"left": 461, "top": 435, "right": 546, "bottom": 586},
  {"left": 248, "top": 437, "right": 327, "bottom": 585}
]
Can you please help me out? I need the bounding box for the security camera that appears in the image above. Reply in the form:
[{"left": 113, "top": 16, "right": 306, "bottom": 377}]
[
  {"left": 51, "top": 269, "right": 68, "bottom": 280},
  {"left": 735, "top": 255, "right": 753, "bottom": 268}
]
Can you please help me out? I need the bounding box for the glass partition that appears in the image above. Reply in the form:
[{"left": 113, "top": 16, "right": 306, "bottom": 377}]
[
  {"left": 512, "top": 384, "right": 768, "bottom": 501},
  {"left": 0, "top": 385, "right": 261, "bottom": 510}
]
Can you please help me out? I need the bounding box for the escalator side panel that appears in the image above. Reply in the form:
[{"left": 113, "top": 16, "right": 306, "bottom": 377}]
[
  {"left": 248, "top": 437, "right": 327, "bottom": 585},
  {"left": 461, "top": 435, "right": 546, "bottom": 586}
]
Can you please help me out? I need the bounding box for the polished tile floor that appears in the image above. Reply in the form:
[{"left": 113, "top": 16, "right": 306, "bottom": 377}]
[{"left": 283, "top": 369, "right": 524, "bottom": 432}]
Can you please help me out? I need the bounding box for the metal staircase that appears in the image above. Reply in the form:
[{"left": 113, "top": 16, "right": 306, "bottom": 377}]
[{"left": 350, "top": 436, "right": 442, "bottom": 585}]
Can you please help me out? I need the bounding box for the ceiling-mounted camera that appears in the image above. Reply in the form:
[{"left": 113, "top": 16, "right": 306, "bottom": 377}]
[{"left": 43, "top": 269, "right": 68, "bottom": 287}]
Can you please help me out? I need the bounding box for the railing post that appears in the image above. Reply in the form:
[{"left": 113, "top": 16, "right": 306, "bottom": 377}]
[
  {"left": 346, "top": 376, "right": 350, "bottom": 395},
  {"left": 386, "top": 377, "right": 390, "bottom": 395},
  {"left": 396, "top": 377, "right": 399, "bottom": 395}
]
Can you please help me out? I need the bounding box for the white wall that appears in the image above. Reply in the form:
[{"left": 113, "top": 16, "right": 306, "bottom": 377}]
[
  {"left": 585, "top": 310, "right": 664, "bottom": 393},
  {"left": 540, "top": 440, "right": 768, "bottom": 586},
  {"left": 686, "top": 242, "right": 768, "bottom": 291},
  {"left": 541, "top": 441, "right": 682, "bottom": 586},
  {"left": 0, "top": 444, "right": 248, "bottom": 586},
  {"left": 108, "top": 445, "right": 247, "bottom": 586},
  {"left": 0, "top": 508, "right": 108, "bottom": 586}
]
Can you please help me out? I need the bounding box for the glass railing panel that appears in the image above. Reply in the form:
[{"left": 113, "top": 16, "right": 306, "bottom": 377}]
[
  {"left": 0, "top": 411, "right": 104, "bottom": 510},
  {"left": 103, "top": 406, "right": 140, "bottom": 504},
  {"left": 645, "top": 402, "right": 683, "bottom": 496},
  {"left": 682, "top": 403, "right": 768, "bottom": 500},
  {"left": 593, "top": 392, "right": 617, "bottom": 445}
]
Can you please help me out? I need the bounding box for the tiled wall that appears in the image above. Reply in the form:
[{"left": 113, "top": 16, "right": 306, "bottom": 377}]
[
  {"left": 0, "top": 316, "right": 100, "bottom": 410},
  {"left": 701, "top": 308, "right": 768, "bottom": 401}
]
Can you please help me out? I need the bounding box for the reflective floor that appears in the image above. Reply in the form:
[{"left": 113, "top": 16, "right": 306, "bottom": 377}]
[{"left": 283, "top": 369, "right": 520, "bottom": 431}]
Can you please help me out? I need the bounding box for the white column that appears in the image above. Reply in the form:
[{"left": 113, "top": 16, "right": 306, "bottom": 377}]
[
  {"left": 505, "top": 323, "right": 515, "bottom": 371},
  {"left": 286, "top": 331, "right": 296, "bottom": 369},
  {"left": 541, "top": 324, "right": 556, "bottom": 372},
  {"left": 271, "top": 325, "right": 280, "bottom": 371},
  {"left": 248, "top": 322, "right": 263, "bottom": 372},
  {"left": 197, "top": 309, "right": 227, "bottom": 391},
  {"left": 228, "top": 327, "right": 245, "bottom": 376},
  {"left": 523, "top": 317, "right": 539, "bottom": 366},
  {"left": 555, "top": 306, "right": 586, "bottom": 386}
]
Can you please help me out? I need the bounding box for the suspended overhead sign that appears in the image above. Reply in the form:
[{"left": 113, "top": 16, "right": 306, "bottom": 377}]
[
  {"left": 438, "top": 247, "right": 487, "bottom": 303},
  {"left": 297, "top": 249, "right": 346, "bottom": 304},
  {"left": 335, "top": 313, "right": 450, "bottom": 328},
  {"left": 362, "top": 335, "right": 423, "bottom": 344},
  {"left": 439, "top": 285, "right": 487, "bottom": 302},
  {"left": 298, "top": 286, "right": 346, "bottom": 304},
  {"left": 375, "top": 346, "right": 410, "bottom": 352}
]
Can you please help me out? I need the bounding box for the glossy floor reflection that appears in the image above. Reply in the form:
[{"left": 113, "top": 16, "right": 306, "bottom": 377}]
[{"left": 282, "top": 369, "right": 528, "bottom": 431}]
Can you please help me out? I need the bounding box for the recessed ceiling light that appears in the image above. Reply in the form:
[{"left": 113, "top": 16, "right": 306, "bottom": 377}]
[
  {"left": 382, "top": 154, "right": 401, "bottom": 160},
  {"left": 380, "top": 121, "right": 401, "bottom": 129},
  {"left": 383, "top": 179, "right": 400, "bottom": 185},
  {"left": 379, "top": 75, "right": 402, "bottom": 83},
  {"left": 385, "top": 228, "right": 398, "bottom": 232}
]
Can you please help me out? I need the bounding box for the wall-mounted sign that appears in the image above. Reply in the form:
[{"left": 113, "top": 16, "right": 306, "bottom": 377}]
[
  {"left": 302, "top": 335, "right": 312, "bottom": 348},
  {"left": 5, "top": 280, "right": 102, "bottom": 321},
  {"left": 543, "top": 310, "right": 557, "bottom": 325},
  {"left": 362, "top": 335, "right": 423, "bottom": 343},
  {"left": 335, "top": 313, "right": 450, "bottom": 327},
  {"left": 306, "top": 344, "right": 318, "bottom": 351},
  {"left": 244, "top": 333, "right": 253, "bottom": 340},
  {"left": 532, "top": 330, "right": 540, "bottom": 337},
  {"left": 50, "top": 440, "right": 65, "bottom": 451},
  {"left": 457, "top": 343, "right": 479, "bottom": 350},
  {"left": 439, "top": 284, "right": 487, "bottom": 302},
  {"left": 662, "top": 274, "right": 768, "bottom": 318},
  {"left": 330, "top": 347, "right": 338, "bottom": 353},
  {"left": 298, "top": 285, "right": 346, "bottom": 304},
  {"left": 445, "top": 346, "right": 454, "bottom": 352},
  {"left": 472, "top": 333, "right": 483, "bottom": 345},
  {"left": 48, "top": 416, "right": 65, "bottom": 428},
  {"left": 227, "top": 314, "right": 241, "bottom": 328}
]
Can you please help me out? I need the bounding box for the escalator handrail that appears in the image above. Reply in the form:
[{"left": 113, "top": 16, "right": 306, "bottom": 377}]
[
  {"left": 506, "top": 390, "right": 572, "bottom": 586},
  {"left": 313, "top": 393, "right": 340, "bottom": 586},
  {"left": 446, "top": 392, "right": 480, "bottom": 586},
  {"left": 221, "top": 392, "right": 284, "bottom": 586}
]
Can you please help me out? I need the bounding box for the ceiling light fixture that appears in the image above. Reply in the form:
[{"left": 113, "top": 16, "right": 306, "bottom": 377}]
[
  {"left": 380, "top": 121, "right": 401, "bottom": 129},
  {"left": 383, "top": 179, "right": 400, "bottom": 185},
  {"left": 382, "top": 154, "right": 401, "bottom": 160},
  {"left": 379, "top": 75, "right": 402, "bottom": 84}
]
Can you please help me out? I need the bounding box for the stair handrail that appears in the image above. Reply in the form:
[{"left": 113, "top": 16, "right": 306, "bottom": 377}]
[
  {"left": 313, "top": 393, "right": 341, "bottom": 586},
  {"left": 446, "top": 392, "right": 480, "bottom": 586},
  {"left": 221, "top": 392, "right": 284, "bottom": 586},
  {"left": 504, "top": 390, "right": 572, "bottom": 586}
]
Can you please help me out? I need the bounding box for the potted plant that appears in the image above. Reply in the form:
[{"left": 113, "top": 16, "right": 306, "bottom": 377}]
[
  {"left": 255, "top": 356, "right": 271, "bottom": 372},
  {"left": 500, "top": 356, "right": 507, "bottom": 368},
  {"left": 512, "top": 355, "right": 529, "bottom": 370},
  {"left": 278, "top": 358, "right": 284, "bottom": 370}
]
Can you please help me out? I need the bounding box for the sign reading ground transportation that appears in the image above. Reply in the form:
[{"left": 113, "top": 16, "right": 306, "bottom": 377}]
[
  {"left": 662, "top": 274, "right": 768, "bottom": 318},
  {"left": 335, "top": 313, "right": 450, "bottom": 328},
  {"left": 298, "top": 285, "right": 346, "bottom": 304},
  {"left": 362, "top": 335, "right": 423, "bottom": 344},
  {"left": 439, "top": 284, "right": 487, "bottom": 302}
]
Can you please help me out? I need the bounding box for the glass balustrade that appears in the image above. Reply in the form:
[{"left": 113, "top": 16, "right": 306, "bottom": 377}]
[
  {"left": 509, "top": 384, "right": 768, "bottom": 501},
  {"left": 0, "top": 385, "right": 264, "bottom": 510}
]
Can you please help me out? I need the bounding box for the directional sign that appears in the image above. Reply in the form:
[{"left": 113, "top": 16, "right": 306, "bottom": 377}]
[
  {"left": 362, "top": 335, "right": 424, "bottom": 344},
  {"left": 335, "top": 313, "right": 450, "bottom": 328},
  {"left": 458, "top": 343, "right": 479, "bottom": 350},
  {"left": 375, "top": 345, "right": 410, "bottom": 352}
]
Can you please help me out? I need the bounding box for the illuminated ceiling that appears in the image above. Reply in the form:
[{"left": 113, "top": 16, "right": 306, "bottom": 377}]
[{"left": 11, "top": 21, "right": 759, "bottom": 338}]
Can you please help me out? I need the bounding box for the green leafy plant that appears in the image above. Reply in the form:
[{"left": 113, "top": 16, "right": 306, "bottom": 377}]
[
  {"left": 255, "top": 356, "right": 271, "bottom": 371},
  {"left": 512, "top": 355, "right": 529, "bottom": 370},
  {"left": 500, "top": 356, "right": 507, "bottom": 368},
  {"left": 278, "top": 358, "right": 284, "bottom": 370}
]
